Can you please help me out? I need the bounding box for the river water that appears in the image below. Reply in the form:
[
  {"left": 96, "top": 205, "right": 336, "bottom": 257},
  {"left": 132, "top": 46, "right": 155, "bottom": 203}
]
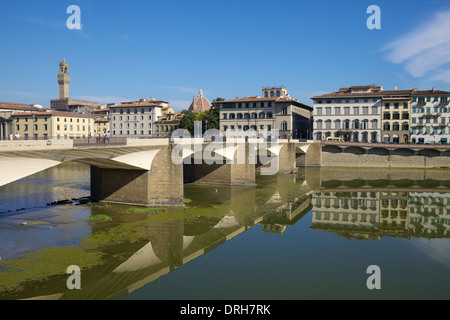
[{"left": 0, "top": 163, "right": 449, "bottom": 300}]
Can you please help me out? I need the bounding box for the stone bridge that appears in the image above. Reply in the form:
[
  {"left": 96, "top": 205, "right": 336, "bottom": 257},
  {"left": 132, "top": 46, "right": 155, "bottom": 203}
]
[{"left": 0, "top": 138, "right": 321, "bottom": 206}]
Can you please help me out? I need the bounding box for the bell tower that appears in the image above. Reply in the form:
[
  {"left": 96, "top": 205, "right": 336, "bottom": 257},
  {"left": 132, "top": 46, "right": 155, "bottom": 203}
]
[{"left": 57, "top": 57, "right": 70, "bottom": 100}]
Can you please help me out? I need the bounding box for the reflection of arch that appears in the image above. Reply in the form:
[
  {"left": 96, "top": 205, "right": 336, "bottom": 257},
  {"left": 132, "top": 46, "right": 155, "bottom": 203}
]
[
  {"left": 391, "top": 148, "right": 414, "bottom": 157},
  {"left": 343, "top": 146, "right": 365, "bottom": 155},
  {"left": 323, "top": 145, "right": 341, "bottom": 154},
  {"left": 391, "top": 179, "right": 414, "bottom": 188},
  {"left": 418, "top": 149, "right": 440, "bottom": 157}
]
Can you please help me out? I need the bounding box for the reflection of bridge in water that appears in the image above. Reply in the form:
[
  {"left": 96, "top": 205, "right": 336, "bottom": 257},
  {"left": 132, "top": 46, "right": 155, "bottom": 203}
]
[
  {"left": 13, "top": 167, "right": 450, "bottom": 300},
  {"left": 18, "top": 174, "right": 313, "bottom": 300}
]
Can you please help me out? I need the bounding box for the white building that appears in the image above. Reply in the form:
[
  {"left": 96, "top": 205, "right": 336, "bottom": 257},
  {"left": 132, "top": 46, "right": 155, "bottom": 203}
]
[
  {"left": 410, "top": 90, "right": 450, "bottom": 144},
  {"left": 109, "top": 98, "right": 165, "bottom": 138},
  {"left": 312, "top": 85, "right": 383, "bottom": 143}
]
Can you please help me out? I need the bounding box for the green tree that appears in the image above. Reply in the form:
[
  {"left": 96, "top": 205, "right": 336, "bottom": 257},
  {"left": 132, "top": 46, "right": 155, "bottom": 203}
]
[
  {"left": 178, "top": 110, "right": 197, "bottom": 136},
  {"left": 178, "top": 98, "right": 224, "bottom": 136}
]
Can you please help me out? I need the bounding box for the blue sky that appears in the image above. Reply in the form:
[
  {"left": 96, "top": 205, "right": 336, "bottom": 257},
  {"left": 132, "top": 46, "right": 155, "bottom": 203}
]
[{"left": 1, "top": 0, "right": 450, "bottom": 111}]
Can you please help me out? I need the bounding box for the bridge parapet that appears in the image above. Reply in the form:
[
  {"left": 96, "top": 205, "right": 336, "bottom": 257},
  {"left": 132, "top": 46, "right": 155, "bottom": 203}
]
[{"left": 0, "top": 139, "right": 73, "bottom": 151}]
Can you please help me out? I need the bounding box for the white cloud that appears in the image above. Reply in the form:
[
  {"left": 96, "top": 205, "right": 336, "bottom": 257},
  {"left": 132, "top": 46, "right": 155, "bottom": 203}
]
[{"left": 384, "top": 9, "right": 450, "bottom": 78}]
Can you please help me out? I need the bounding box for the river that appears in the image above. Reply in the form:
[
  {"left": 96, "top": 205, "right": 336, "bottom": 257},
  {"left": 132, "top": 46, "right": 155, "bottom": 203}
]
[{"left": 0, "top": 163, "right": 449, "bottom": 300}]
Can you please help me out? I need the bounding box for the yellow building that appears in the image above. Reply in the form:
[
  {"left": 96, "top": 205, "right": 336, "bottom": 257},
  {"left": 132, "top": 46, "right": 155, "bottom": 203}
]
[
  {"left": 94, "top": 118, "right": 110, "bottom": 138},
  {"left": 12, "top": 110, "right": 94, "bottom": 140},
  {"left": 155, "top": 112, "right": 182, "bottom": 138},
  {"left": 382, "top": 95, "right": 411, "bottom": 144}
]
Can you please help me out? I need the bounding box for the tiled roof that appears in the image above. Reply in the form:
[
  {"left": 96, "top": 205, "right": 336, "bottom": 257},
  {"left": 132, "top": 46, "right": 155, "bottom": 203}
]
[
  {"left": 189, "top": 89, "right": 212, "bottom": 113},
  {"left": 313, "top": 87, "right": 450, "bottom": 99},
  {"left": 11, "top": 110, "right": 91, "bottom": 118}
]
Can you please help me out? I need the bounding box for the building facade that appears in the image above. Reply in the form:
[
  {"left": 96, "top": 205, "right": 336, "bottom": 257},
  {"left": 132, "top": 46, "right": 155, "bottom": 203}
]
[
  {"left": 381, "top": 91, "right": 411, "bottom": 144},
  {"left": 109, "top": 98, "right": 166, "bottom": 138},
  {"left": 0, "top": 103, "right": 43, "bottom": 140},
  {"left": 219, "top": 86, "right": 312, "bottom": 139},
  {"left": 312, "top": 85, "right": 384, "bottom": 143},
  {"left": 410, "top": 90, "right": 450, "bottom": 144},
  {"left": 313, "top": 85, "right": 450, "bottom": 144},
  {"left": 11, "top": 110, "right": 94, "bottom": 140},
  {"left": 94, "top": 118, "right": 110, "bottom": 138}
]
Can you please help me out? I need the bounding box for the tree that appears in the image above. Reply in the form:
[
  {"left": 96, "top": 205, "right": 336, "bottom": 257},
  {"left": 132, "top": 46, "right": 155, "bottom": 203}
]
[
  {"left": 178, "top": 110, "right": 197, "bottom": 136},
  {"left": 178, "top": 98, "right": 225, "bottom": 136}
]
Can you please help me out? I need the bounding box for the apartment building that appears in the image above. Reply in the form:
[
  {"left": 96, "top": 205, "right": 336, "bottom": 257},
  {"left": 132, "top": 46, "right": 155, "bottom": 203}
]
[
  {"left": 312, "top": 85, "right": 384, "bottom": 142},
  {"left": 109, "top": 98, "right": 166, "bottom": 138},
  {"left": 219, "top": 86, "right": 312, "bottom": 139},
  {"left": 410, "top": 90, "right": 450, "bottom": 144},
  {"left": 313, "top": 85, "right": 450, "bottom": 144},
  {"left": 11, "top": 110, "right": 94, "bottom": 140}
]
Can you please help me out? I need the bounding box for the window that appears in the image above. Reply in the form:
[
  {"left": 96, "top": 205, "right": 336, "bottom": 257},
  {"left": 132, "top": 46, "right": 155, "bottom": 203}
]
[
  {"left": 316, "top": 108, "right": 322, "bottom": 116},
  {"left": 326, "top": 107, "right": 331, "bottom": 115},
  {"left": 353, "top": 107, "right": 359, "bottom": 115},
  {"left": 344, "top": 107, "right": 350, "bottom": 115},
  {"left": 372, "top": 106, "right": 378, "bottom": 114},
  {"left": 362, "top": 107, "right": 369, "bottom": 115},
  {"left": 335, "top": 107, "right": 341, "bottom": 115}
]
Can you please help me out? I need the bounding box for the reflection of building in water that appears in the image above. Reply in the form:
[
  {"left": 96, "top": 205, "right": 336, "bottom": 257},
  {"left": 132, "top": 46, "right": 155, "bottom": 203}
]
[
  {"left": 409, "top": 192, "right": 450, "bottom": 238},
  {"left": 312, "top": 191, "right": 380, "bottom": 238},
  {"left": 312, "top": 189, "right": 450, "bottom": 240},
  {"left": 380, "top": 191, "right": 409, "bottom": 232},
  {"left": 261, "top": 193, "right": 312, "bottom": 235}
]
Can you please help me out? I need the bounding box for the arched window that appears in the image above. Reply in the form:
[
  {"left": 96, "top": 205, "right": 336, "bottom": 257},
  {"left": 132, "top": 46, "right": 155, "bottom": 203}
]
[
  {"left": 259, "top": 112, "right": 266, "bottom": 119},
  {"left": 270, "top": 91, "right": 275, "bottom": 97},
  {"left": 264, "top": 91, "right": 268, "bottom": 97},
  {"left": 276, "top": 90, "right": 281, "bottom": 97},
  {"left": 244, "top": 113, "right": 250, "bottom": 119},
  {"left": 267, "top": 112, "right": 273, "bottom": 119},
  {"left": 229, "top": 113, "right": 236, "bottom": 119},
  {"left": 237, "top": 113, "right": 243, "bottom": 119},
  {"left": 281, "top": 121, "right": 288, "bottom": 131}
]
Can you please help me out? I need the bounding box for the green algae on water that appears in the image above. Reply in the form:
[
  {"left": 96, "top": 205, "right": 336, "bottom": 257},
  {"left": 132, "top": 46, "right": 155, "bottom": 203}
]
[{"left": 0, "top": 246, "right": 103, "bottom": 294}]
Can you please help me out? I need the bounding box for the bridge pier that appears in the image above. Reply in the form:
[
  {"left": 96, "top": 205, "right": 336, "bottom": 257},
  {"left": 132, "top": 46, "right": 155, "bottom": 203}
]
[
  {"left": 184, "top": 144, "right": 255, "bottom": 185},
  {"left": 91, "top": 146, "right": 184, "bottom": 206}
]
